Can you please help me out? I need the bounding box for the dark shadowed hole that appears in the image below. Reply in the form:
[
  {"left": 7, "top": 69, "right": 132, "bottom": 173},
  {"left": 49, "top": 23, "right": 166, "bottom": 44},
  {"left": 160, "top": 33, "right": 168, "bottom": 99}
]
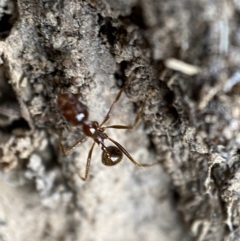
[
  {"left": 163, "top": 90, "right": 175, "bottom": 104},
  {"left": 0, "top": 14, "right": 12, "bottom": 34},
  {"left": 129, "top": 4, "right": 146, "bottom": 29},
  {"left": 172, "top": 188, "right": 180, "bottom": 203},
  {"left": 0, "top": 148, "right": 3, "bottom": 158},
  {"left": 0, "top": 1, "right": 18, "bottom": 40},
  {"left": 9, "top": 118, "right": 30, "bottom": 130},
  {"left": 114, "top": 60, "right": 128, "bottom": 88},
  {"left": 0, "top": 118, "right": 30, "bottom": 135},
  {"left": 99, "top": 17, "right": 116, "bottom": 46}
]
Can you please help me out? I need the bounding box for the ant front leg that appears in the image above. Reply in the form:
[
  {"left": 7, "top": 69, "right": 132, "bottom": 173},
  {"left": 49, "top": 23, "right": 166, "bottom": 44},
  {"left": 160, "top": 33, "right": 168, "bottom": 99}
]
[
  {"left": 100, "top": 77, "right": 133, "bottom": 126},
  {"left": 103, "top": 88, "right": 155, "bottom": 130},
  {"left": 55, "top": 131, "right": 86, "bottom": 154}
]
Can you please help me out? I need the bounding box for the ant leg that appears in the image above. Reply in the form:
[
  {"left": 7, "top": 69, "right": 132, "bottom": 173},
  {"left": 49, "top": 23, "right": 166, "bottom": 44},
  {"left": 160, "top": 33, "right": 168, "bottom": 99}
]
[
  {"left": 78, "top": 142, "right": 96, "bottom": 181},
  {"left": 100, "top": 77, "right": 132, "bottom": 126},
  {"left": 107, "top": 136, "right": 159, "bottom": 167},
  {"left": 103, "top": 103, "right": 144, "bottom": 130},
  {"left": 56, "top": 131, "right": 86, "bottom": 154},
  {"left": 103, "top": 88, "right": 154, "bottom": 130}
]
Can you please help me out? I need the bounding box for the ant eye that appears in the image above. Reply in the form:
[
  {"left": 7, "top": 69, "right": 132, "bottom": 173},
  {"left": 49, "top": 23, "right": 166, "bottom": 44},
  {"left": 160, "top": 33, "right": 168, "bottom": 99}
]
[{"left": 102, "top": 146, "right": 123, "bottom": 166}]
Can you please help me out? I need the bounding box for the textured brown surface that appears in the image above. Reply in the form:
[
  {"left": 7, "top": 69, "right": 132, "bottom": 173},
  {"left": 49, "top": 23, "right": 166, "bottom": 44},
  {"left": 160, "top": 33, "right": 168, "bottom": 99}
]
[{"left": 1, "top": 0, "right": 240, "bottom": 240}]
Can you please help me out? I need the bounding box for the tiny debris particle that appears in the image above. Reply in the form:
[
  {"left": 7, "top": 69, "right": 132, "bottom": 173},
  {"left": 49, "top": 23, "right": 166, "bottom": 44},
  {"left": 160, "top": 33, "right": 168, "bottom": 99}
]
[
  {"left": 28, "top": 153, "right": 42, "bottom": 171},
  {"left": 223, "top": 71, "right": 240, "bottom": 92},
  {"left": 165, "top": 58, "right": 201, "bottom": 75}
]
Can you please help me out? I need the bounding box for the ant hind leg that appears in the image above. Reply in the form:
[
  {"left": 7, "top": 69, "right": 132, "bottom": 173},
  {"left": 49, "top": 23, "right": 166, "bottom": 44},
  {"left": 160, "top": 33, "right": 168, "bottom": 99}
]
[{"left": 107, "top": 136, "right": 159, "bottom": 167}]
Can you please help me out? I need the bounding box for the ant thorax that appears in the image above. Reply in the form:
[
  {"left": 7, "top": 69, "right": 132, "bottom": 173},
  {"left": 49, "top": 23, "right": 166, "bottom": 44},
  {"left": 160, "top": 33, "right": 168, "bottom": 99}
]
[{"left": 82, "top": 121, "right": 107, "bottom": 145}]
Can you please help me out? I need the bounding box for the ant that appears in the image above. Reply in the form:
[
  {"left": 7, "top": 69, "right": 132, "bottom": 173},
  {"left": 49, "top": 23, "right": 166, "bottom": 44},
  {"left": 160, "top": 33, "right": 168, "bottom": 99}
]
[{"left": 57, "top": 78, "right": 157, "bottom": 181}]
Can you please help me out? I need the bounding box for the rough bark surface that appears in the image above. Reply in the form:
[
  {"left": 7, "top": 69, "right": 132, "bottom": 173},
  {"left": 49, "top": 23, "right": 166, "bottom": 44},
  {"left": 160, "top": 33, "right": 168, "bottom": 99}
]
[{"left": 0, "top": 0, "right": 240, "bottom": 241}]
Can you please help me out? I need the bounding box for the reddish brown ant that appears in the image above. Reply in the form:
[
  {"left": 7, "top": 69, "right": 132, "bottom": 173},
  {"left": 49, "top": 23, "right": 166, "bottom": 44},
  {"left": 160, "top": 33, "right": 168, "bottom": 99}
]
[{"left": 57, "top": 78, "right": 157, "bottom": 181}]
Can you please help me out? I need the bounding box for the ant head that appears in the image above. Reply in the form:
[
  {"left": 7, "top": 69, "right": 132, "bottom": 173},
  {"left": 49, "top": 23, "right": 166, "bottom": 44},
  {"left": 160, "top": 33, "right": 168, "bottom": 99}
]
[{"left": 102, "top": 146, "right": 123, "bottom": 166}]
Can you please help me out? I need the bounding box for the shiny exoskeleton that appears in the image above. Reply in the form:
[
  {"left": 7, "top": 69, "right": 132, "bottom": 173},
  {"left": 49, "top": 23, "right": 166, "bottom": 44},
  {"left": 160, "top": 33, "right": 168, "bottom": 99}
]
[{"left": 57, "top": 80, "right": 156, "bottom": 181}]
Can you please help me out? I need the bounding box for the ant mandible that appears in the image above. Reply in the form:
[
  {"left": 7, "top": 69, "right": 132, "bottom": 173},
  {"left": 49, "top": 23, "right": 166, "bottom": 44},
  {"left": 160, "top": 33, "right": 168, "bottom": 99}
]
[{"left": 57, "top": 78, "right": 156, "bottom": 181}]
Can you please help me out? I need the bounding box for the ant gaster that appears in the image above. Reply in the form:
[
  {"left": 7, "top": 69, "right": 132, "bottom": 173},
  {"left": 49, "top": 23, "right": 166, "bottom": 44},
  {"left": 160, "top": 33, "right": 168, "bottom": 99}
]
[{"left": 57, "top": 78, "right": 156, "bottom": 181}]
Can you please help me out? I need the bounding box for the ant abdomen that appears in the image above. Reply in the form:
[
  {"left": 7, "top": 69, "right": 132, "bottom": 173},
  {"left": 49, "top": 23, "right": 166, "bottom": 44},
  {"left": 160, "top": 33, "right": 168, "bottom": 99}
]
[
  {"left": 57, "top": 93, "right": 89, "bottom": 125},
  {"left": 102, "top": 146, "right": 123, "bottom": 166}
]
